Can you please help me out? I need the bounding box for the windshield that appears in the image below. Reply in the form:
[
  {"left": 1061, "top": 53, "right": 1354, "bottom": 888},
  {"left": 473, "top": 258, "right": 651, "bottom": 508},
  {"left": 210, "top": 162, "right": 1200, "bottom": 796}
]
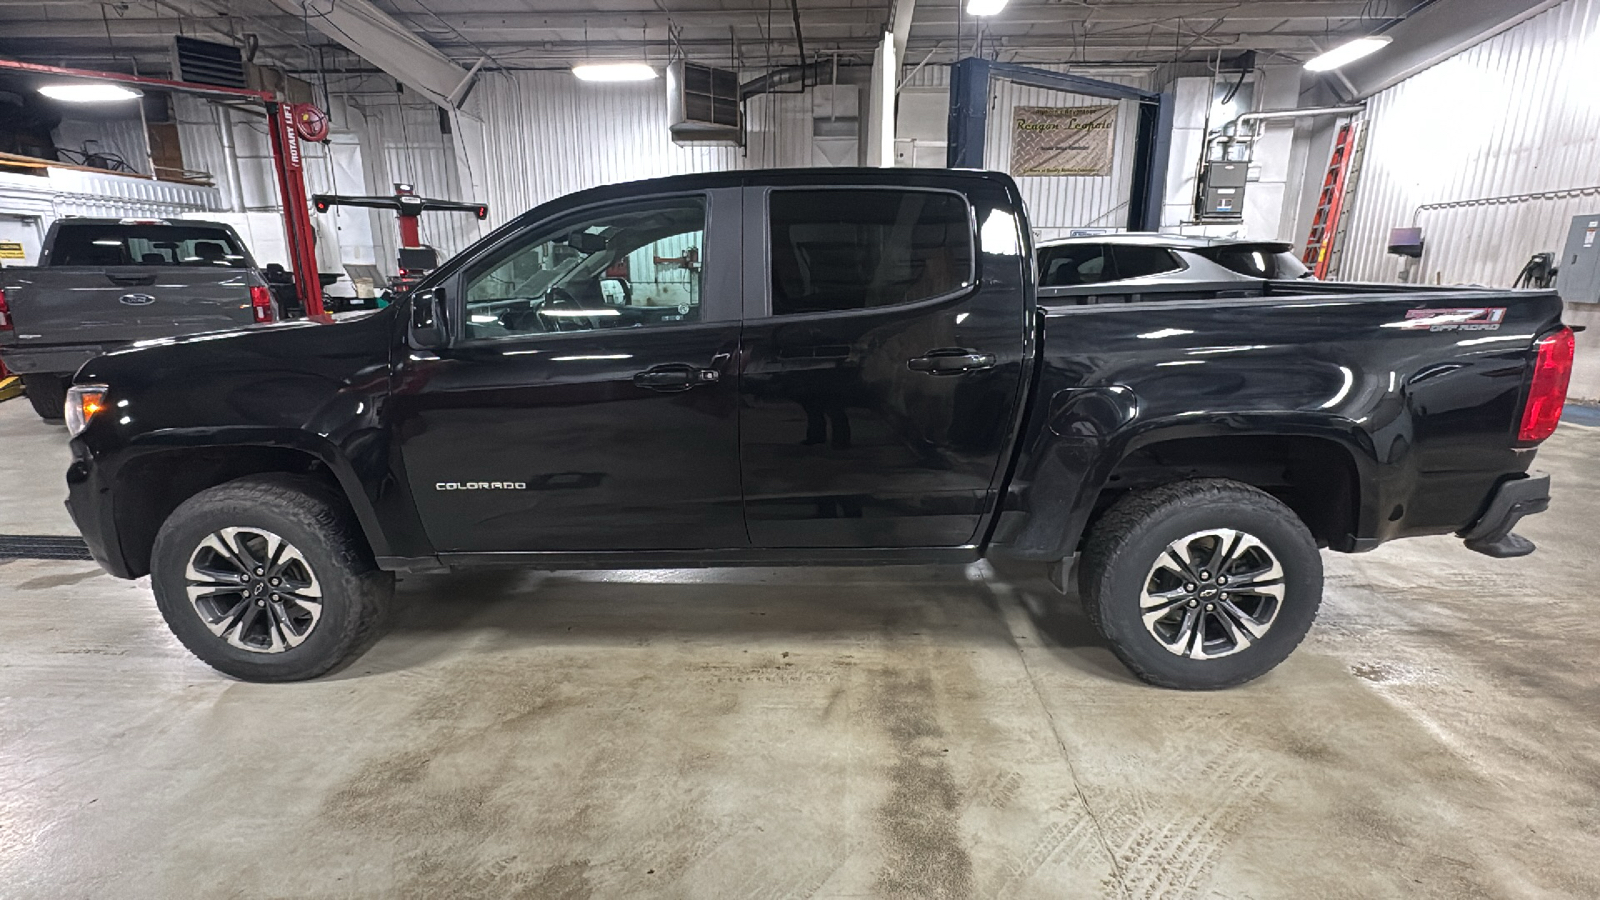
[{"left": 51, "top": 224, "right": 248, "bottom": 268}]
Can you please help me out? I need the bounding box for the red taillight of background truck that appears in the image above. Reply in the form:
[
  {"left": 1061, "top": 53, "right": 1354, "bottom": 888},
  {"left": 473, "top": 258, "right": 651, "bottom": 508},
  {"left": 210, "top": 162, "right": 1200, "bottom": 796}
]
[
  {"left": 0, "top": 286, "right": 12, "bottom": 332},
  {"left": 250, "top": 284, "right": 275, "bottom": 324},
  {"left": 1518, "top": 326, "right": 1575, "bottom": 443}
]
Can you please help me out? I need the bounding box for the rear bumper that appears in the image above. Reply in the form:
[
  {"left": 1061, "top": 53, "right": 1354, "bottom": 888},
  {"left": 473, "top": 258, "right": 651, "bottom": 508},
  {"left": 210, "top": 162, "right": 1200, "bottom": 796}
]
[
  {"left": 1458, "top": 472, "right": 1550, "bottom": 558},
  {"left": 0, "top": 344, "right": 121, "bottom": 376},
  {"left": 64, "top": 444, "right": 136, "bottom": 579}
]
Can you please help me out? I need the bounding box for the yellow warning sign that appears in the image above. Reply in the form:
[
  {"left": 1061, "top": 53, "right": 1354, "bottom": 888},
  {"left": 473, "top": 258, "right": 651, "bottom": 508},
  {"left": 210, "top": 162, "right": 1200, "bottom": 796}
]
[{"left": 0, "top": 241, "right": 25, "bottom": 259}]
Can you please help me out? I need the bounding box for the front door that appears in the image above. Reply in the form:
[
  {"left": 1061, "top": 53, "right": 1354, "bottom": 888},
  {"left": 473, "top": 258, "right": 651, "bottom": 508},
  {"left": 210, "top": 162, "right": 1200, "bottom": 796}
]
[
  {"left": 738, "top": 183, "right": 1031, "bottom": 548},
  {"left": 391, "top": 189, "right": 746, "bottom": 553}
]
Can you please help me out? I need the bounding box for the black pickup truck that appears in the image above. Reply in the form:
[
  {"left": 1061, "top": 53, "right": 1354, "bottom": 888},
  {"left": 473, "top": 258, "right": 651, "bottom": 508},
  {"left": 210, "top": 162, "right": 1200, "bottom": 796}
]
[
  {"left": 0, "top": 217, "right": 276, "bottom": 420},
  {"left": 61, "top": 169, "right": 1573, "bottom": 689}
]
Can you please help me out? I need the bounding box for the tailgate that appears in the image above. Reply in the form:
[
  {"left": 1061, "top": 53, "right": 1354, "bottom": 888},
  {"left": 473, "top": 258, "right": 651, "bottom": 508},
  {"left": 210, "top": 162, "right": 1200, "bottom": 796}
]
[{"left": 5, "top": 266, "right": 257, "bottom": 344}]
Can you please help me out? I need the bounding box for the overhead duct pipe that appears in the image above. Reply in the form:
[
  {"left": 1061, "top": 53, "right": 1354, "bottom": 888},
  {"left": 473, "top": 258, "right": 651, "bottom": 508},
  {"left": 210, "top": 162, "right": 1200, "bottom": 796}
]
[
  {"left": 739, "top": 61, "right": 870, "bottom": 101},
  {"left": 1208, "top": 105, "right": 1365, "bottom": 158}
]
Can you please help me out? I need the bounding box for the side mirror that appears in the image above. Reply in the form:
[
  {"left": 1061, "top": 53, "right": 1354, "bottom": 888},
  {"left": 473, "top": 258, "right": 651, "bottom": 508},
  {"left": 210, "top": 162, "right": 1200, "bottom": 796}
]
[{"left": 408, "top": 287, "right": 448, "bottom": 348}]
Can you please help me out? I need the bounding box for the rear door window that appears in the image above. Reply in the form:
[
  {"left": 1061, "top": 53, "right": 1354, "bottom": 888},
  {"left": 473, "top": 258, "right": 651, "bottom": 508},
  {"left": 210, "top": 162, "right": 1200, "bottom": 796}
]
[
  {"left": 1109, "top": 245, "right": 1184, "bottom": 279},
  {"left": 1038, "top": 244, "right": 1113, "bottom": 286},
  {"left": 768, "top": 189, "right": 973, "bottom": 315},
  {"left": 51, "top": 224, "right": 247, "bottom": 267}
]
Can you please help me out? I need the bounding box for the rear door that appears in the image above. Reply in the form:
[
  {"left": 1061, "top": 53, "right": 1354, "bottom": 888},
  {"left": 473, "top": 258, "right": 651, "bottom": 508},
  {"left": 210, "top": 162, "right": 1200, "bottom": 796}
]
[
  {"left": 13, "top": 222, "right": 258, "bottom": 342},
  {"left": 737, "top": 181, "right": 1031, "bottom": 548}
]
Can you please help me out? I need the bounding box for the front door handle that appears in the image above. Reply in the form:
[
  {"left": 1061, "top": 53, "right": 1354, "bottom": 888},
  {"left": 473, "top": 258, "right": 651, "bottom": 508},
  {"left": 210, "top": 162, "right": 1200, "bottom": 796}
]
[
  {"left": 907, "top": 349, "right": 997, "bottom": 375},
  {"left": 633, "top": 363, "right": 720, "bottom": 392}
]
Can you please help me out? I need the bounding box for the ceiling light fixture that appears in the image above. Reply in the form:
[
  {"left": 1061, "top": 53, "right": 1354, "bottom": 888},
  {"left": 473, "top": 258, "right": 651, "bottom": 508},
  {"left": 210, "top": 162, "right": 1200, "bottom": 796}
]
[
  {"left": 966, "top": 0, "right": 1010, "bottom": 14},
  {"left": 571, "top": 63, "right": 657, "bottom": 82},
  {"left": 38, "top": 83, "right": 143, "bottom": 103},
  {"left": 1304, "top": 35, "right": 1392, "bottom": 72}
]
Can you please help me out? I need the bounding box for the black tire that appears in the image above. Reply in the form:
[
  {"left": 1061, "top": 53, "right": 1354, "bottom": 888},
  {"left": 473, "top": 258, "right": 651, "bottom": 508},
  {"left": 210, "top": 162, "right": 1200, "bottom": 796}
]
[
  {"left": 23, "top": 374, "right": 67, "bottom": 420},
  {"left": 150, "top": 474, "right": 394, "bottom": 682},
  {"left": 1078, "top": 478, "right": 1323, "bottom": 690}
]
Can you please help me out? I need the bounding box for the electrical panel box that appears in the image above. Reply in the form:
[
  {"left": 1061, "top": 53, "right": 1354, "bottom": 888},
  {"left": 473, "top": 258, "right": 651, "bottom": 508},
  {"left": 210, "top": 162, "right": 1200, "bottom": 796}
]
[
  {"left": 1559, "top": 213, "right": 1600, "bottom": 305},
  {"left": 1199, "top": 162, "right": 1247, "bottom": 219}
]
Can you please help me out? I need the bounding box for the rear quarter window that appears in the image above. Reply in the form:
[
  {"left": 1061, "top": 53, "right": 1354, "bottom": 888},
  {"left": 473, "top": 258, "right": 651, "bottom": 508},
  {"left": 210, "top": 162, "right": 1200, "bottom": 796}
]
[
  {"left": 1207, "top": 246, "right": 1310, "bottom": 279},
  {"left": 51, "top": 224, "right": 247, "bottom": 268},
  {"left": 1110, "top": 245, "right": 1184, "bottom": 279}
]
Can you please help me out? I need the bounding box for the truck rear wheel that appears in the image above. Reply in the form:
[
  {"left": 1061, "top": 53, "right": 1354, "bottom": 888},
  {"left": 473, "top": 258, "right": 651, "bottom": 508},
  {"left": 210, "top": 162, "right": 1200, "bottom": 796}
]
[
  {"left": 1078, "top": 478, "right": 1323, "bottom": 690},
  {"left": 150, "top": 474, "right": 393, "bottom": 682},
  {"left": 23, "top": 375, "right": 67, "bottom": 420}
]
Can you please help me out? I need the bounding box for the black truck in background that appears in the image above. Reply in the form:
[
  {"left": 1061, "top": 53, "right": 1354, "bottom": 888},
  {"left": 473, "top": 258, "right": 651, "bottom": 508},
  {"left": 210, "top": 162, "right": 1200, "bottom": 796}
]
[
  {"left": 60, "top": 169, "right": 1574, "bottom": 689},
  {"left": 0, "top": 217, "right": 277, "bottom": 420}
]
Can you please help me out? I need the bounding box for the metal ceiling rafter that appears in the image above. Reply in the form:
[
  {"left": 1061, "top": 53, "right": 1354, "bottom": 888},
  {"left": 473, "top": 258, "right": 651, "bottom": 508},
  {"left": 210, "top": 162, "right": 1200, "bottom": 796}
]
[{"left": 261, "top": 0, "right": 489, "bottom": 228}]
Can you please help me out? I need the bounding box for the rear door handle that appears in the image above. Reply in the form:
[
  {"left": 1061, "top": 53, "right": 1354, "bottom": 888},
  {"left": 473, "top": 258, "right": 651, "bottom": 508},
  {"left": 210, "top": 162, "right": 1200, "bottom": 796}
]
[
  {"left": 907, "top": 349, "right": 997, "bottom": 375},
  {"left": 106, "top": 272, "right": 157, "bottom": 286},
  {"left": 633, "top": 363, "right": 720, "bottom": 392}
]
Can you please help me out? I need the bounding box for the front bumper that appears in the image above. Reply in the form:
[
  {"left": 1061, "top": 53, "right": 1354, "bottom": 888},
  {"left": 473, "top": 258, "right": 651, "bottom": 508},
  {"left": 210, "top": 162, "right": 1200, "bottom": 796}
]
[
  {"left": 64, "top": 445, "right": 135, "bottom": 579},
  {"left": 1458, "top": 472, "right": 1550, "bottom": 559}
]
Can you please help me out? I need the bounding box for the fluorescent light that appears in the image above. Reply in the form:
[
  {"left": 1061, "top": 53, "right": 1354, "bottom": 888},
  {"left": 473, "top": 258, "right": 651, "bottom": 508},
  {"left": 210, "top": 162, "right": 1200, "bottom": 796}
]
[
  {"left": 39, "top": 83, "right": 143, "bottom": 103},
  {"left": 966, "top": 0, "right": 1010, "bottom": 15},
  {"left": 1305, "top": 36, "right": 1392, "bottom": 72},
  {"left": 572, "top": 63, "right": 657, "bottom": 82}
]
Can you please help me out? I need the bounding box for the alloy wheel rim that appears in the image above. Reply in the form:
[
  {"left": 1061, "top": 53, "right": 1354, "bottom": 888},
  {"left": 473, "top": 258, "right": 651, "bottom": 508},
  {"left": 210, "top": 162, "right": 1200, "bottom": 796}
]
[
  {"left": 183, "top": 527, "right": 323, "bottom": 654},
  {"left": 1139, "top": 528, "right": 1285, "bottom": 660}
]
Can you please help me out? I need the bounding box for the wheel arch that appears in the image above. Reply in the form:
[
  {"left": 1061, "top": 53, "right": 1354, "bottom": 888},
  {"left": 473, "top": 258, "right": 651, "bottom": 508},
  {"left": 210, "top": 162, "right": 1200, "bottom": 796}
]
[
  {"left": 996, "top": 415, "right": 1378, "bottom": 561},
  {"left": 105, "top": 429, "right": 391, "bottom": 578}
]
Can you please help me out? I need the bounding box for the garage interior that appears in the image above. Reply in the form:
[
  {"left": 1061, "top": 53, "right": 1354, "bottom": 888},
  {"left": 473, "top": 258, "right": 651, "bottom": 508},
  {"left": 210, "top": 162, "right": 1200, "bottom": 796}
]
[{"left": 1, "top": 0, "right": 1598, "bottom": 897}]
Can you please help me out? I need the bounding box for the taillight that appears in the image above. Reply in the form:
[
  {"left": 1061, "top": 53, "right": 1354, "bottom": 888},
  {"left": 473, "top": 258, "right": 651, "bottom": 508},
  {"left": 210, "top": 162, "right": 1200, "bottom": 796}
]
[
  {"left": 0, "top": 286, "right": 11, "bottom": 331},
  {"left": 1518, "top": 326, "right": 1575, "bottom": 443},
  {"left": 250, "top": 285, "right": 275, "bottom": 323}
]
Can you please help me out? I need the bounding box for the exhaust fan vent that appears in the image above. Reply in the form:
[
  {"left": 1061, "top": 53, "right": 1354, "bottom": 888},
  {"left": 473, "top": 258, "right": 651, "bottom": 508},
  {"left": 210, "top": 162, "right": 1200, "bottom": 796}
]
[{"left": 668, "top": 61, "right": 742, "bottom": 144}]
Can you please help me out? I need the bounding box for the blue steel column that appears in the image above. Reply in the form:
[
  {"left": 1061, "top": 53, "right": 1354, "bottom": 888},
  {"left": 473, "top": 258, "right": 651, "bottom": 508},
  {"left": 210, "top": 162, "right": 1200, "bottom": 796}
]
[{"left": 946, "top": 57, "right": 993, "bottom": 169}]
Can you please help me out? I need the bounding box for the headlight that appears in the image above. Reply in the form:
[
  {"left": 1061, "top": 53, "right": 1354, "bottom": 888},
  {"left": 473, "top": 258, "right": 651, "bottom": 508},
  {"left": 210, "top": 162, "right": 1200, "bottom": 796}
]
[{"left": 65, "top": 384, "right": 109, "bottom": 437}]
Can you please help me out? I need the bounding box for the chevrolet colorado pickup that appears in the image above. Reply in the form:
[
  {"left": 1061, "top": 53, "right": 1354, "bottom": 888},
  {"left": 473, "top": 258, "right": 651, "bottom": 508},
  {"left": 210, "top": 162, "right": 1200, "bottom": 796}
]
[
  {"left": 0, "top": 217, "right": 276, "bottom": 420},
  {"left": 61, "top": 169, "right": 1573, "bottom": 689}
]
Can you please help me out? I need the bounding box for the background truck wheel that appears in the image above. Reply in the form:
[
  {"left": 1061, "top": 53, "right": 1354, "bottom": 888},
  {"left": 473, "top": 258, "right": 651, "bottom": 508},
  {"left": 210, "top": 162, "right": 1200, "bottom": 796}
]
[
  {"left": 150, "top": 474, "right": 394, "bottom": 682},
  {"left": 22, "top": 374, "right": 67, "bottom": 420},
  {"left": 1078, "top": 478, "right": 1323, "bottom": 690}
]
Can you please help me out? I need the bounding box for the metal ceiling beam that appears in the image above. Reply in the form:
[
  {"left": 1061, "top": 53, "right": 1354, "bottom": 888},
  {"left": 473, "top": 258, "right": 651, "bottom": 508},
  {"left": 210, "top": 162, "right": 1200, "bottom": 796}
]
[
  {"left": 1331, "top": 0, "right": 1566, "bottom": 98},
  {"left": 261, "top": 0, "right": 473, "bottom": 108}
]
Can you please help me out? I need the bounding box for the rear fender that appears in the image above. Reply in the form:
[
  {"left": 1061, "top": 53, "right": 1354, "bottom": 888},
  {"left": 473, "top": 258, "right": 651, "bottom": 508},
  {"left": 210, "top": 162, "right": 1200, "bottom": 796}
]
[{"left": 998, "top": 409, "right": 1380, "bottom": 560}]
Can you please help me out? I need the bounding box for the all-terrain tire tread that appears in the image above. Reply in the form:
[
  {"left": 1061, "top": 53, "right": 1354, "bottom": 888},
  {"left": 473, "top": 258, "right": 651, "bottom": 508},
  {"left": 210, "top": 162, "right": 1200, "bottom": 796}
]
[
  {"left": 151, "top": 473, "right": 393, "bottom": 681},
  {"left": 1078, "top": 478, "right": 1322, "bottom": 690}
]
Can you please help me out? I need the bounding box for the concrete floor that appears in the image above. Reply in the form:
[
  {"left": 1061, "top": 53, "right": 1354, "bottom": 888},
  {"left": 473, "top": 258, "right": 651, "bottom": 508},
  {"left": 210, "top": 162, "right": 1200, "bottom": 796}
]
[{"left": 1, "top": 396, "right": 1597, "bottom": 900}]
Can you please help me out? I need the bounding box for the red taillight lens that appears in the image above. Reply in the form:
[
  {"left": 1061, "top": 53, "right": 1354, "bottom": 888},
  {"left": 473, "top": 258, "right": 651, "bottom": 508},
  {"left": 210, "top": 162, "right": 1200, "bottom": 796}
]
[
  {"left": 1518, "top": 326, "right": 1575, "bottom": 443},
  {"left": 0, "top": 286, "right": 12, "bottom": 331},
  {"left": 250, "top": 284, "right": 275, "bottom": 323}
]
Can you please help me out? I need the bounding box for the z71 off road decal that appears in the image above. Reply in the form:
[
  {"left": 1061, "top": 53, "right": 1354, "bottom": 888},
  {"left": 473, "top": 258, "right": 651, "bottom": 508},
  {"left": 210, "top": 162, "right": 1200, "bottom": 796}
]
[{"left": 1397, "top": 307, "right": 1506, "bottom": 332}]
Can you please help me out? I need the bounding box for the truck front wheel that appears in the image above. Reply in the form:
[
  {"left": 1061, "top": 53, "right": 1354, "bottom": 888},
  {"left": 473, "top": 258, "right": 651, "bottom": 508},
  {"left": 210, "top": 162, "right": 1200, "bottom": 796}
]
[
  {"left": 22, "top": 374, "right": 67, "bottom": 420},
  {"left": 150, "top": 474, "right": 394, "bottom": 682},
  {"left": 1078, "top": 479, "right": 1323, "bottom": 690}
]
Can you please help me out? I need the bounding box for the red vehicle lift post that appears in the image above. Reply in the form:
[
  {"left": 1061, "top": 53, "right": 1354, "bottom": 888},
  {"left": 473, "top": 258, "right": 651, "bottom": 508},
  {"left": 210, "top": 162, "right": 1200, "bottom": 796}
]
[{"left": 0, "top": 57, "right": 328, "bottom": 318}]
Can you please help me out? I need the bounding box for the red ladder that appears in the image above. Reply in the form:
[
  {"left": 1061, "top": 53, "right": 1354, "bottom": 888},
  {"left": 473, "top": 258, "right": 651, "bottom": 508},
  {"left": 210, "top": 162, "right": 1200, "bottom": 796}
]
[{"left": 1302, "top": 122, "right": 1357, "bottom": 279}]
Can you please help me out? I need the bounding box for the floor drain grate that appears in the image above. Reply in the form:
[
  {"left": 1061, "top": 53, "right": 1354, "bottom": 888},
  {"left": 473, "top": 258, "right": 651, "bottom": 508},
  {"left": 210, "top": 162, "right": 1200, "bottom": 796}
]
[{"left": 0, "top": 535, "right": 94, "bottom": 561}]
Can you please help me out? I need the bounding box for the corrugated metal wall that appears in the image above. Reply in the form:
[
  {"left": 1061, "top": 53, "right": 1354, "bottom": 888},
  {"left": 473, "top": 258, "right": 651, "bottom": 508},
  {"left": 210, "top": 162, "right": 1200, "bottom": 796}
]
[
  {"left": 472, "top": 71, "right": 746, "bottom": 229},
  {"left": 897, "top": 65, "right": 1152, "bottom": 241},
  {"left": 1339, "top": 0, "right": 1600, "bottom": 286}
]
